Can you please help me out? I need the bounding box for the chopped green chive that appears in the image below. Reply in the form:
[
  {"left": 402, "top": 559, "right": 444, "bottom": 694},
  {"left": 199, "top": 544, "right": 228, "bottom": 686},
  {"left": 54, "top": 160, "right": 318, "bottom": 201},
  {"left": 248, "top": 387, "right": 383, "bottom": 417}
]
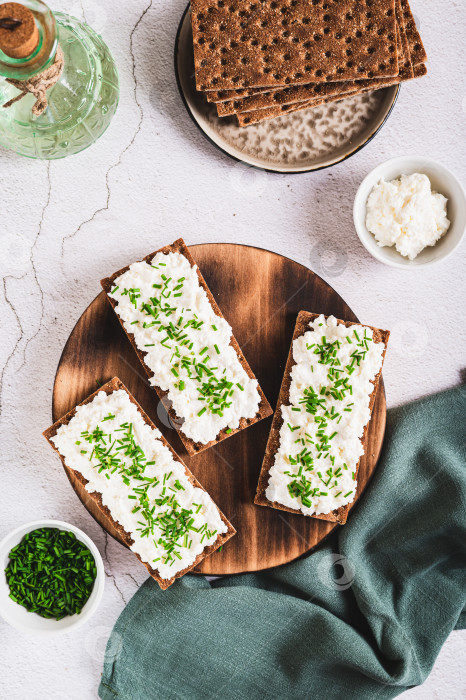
[{"left": 5, "top": 528, "right": 97, "bottom": 620}]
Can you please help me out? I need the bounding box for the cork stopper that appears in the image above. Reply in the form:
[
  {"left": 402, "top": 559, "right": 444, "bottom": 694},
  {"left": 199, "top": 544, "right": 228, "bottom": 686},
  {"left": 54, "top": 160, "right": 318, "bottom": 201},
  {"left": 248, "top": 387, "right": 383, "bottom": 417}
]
[{"left": 0, "top": 3, "right": 39, "bottom": 59}]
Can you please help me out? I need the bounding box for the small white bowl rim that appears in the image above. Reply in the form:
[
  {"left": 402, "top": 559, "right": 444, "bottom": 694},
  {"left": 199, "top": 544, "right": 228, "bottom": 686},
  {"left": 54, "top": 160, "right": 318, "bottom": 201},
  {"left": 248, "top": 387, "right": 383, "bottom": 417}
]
[
  {"left": 0, "top": 519, "right": 105, "bottom": 636},
  {"left": 353, "top": 156, "right": 466, "bottom": 269}
]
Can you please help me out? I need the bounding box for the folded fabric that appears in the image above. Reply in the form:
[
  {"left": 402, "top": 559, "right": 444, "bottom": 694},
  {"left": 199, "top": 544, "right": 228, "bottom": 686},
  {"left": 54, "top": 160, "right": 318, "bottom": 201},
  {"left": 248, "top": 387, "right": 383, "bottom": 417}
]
[{"left": 99, "top": 385, "right": 466, "bottom": 700}]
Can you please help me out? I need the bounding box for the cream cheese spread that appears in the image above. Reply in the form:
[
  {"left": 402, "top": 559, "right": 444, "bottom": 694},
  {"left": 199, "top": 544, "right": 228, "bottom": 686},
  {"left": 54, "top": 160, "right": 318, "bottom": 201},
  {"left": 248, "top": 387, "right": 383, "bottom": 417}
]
[
  {"left": 51, "top": 389, "right": 228, "bottom": 579},
  {"left": 265, "top": 315, "right": 384, "bottom": 516},
  {"left": 365, "top": 173, "right": 450, "bottom": 260},
  {"left": 110, "top": 251, "right": 261, "bottom": 444}
]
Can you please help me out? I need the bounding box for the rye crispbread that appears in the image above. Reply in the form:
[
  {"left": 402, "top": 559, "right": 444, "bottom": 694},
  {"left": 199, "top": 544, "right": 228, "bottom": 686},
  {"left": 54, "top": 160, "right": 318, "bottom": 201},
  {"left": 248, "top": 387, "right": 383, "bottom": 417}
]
[
  {"left": 218, "top": 70, "right": 409, "bottom": 116},
  {"left": 221, "top": 6, "right": 412, "bottom": 118},
  {"left": 100, "top": 239, "right": 272, "bottom": 456},
  {"left": 191, "top": 0, "right": 399, "bottom": 91},
  {"left": 235, "top": 11, "right": 422, "bottom": 127},
  {"left": 218, "top": 82, "right": 355, "bottom": 116},
  {"left": 43, "top": 377, "right": 236, "bottom": 590},
  {"left": 189, "top": 0, "right": 426, "bottom": 127},
  {"left": 236, "top": 91, "right": 356, "bottom": 126},
  {"left": 204, "top": 0, "right": 422, "bottom": 102},
  {"left": 237, "top": 82, "right": 410, "bottom": 126},
  {"left": 254, "top": 312, "right": 389, "bottom": 525},
  {"left": 234, "top": 73, "right": 406, "bottom": 126}
]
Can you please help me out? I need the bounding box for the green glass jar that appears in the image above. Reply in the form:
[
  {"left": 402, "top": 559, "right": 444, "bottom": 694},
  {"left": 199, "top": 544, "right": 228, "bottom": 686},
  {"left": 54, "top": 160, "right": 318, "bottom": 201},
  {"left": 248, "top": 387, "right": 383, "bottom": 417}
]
[{"left": 0, "top": 0, "right": 119, "bottom": 159}]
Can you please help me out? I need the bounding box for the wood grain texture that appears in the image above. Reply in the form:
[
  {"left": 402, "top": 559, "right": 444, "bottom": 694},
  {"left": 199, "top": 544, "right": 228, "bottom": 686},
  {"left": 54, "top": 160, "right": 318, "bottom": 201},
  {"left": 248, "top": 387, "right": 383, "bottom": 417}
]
[{"left": 52, "top": 243, "right": 386, "bottom": 575}]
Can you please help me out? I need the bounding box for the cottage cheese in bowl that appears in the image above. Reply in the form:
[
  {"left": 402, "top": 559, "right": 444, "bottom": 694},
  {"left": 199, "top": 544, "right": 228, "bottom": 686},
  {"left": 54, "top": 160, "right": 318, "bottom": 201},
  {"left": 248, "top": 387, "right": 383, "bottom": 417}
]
[
  {"left": 353, "top": 157, "right": 466, "bottom": 269},
  {"left": 365, "top": 173, "right": 450, "bottom": 260}
]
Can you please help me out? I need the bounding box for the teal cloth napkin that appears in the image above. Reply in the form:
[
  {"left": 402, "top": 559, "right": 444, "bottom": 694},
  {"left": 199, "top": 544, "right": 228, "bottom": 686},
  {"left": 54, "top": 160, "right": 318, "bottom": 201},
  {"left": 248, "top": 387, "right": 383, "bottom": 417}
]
[{"left": 99, "top": 386, "right": 466, "bottom": 700}]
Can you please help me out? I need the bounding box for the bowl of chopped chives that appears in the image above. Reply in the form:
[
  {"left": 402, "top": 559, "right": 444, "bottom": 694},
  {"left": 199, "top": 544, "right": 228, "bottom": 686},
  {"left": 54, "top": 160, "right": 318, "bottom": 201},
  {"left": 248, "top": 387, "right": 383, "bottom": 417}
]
[{"left": 0, "top": 520, "right": 104, "bottom": 635}]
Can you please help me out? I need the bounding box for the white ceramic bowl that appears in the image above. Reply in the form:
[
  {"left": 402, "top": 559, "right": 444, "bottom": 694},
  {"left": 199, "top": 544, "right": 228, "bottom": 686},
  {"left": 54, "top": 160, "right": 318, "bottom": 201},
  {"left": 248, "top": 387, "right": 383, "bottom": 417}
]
[
  {"left": 0, "top": 520, "right": 104, "bottom": 636},
  {"left": 353, "top": 156, "right": 466, "bottom": 269}
]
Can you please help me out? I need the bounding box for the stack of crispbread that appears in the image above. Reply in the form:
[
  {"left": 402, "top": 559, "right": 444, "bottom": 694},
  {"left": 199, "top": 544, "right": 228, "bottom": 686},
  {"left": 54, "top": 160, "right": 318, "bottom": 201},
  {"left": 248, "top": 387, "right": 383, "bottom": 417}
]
[{"left": 190, "top": 0, "right": 426, "bottom": 126}]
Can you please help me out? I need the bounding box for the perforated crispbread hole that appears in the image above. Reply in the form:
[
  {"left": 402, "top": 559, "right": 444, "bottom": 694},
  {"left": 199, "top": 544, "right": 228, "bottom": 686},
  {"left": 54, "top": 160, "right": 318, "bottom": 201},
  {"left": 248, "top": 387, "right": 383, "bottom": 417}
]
[{"left": 191, "top": 0, "right": 399, "bottom": 91}]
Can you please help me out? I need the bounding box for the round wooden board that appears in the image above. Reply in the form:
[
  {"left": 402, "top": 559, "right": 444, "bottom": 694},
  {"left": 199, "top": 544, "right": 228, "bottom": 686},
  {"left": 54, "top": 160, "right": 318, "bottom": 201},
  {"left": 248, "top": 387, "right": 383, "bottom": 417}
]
[{"left": 52, "top": 243, "right": 386, "bottom": 576}]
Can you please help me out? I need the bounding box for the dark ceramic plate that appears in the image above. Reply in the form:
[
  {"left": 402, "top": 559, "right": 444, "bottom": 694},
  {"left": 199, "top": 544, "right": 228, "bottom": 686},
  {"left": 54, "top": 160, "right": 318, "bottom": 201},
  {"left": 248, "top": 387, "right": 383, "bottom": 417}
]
[{"left": 175, "top": 4, "right": 399, "bottom": 174}]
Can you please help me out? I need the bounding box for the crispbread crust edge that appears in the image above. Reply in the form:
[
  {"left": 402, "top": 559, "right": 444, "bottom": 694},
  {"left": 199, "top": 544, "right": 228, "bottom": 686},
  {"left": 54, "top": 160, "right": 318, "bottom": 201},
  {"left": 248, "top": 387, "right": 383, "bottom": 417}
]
[
  {"left": 255, "top": 312, "right": 389, "bottom": 525},
  {"left": 100, "top": 238, "right": 272, "bottom": 455},
  {"left": 43, "top": 377, "right": 236, "bottom": 590}
]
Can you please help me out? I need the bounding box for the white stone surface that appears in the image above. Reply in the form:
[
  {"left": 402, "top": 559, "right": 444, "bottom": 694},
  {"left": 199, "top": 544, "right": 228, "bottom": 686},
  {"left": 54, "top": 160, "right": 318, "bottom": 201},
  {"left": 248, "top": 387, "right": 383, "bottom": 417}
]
[{"left": 0, "top": 0, "right": 465, "bottom": 698}]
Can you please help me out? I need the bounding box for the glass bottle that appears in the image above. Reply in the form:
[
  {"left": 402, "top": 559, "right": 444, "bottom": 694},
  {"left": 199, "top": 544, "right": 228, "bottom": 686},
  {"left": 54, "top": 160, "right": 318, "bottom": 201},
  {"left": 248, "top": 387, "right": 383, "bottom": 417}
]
[{"left": 0, "top": 0, "right": 119, "bottom": 159}]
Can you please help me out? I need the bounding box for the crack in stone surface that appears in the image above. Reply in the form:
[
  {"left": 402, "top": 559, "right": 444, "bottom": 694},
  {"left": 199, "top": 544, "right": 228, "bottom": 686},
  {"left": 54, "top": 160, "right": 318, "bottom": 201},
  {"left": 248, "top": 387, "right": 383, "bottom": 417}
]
[
  {"left": 125, "top": 572, "right": 139, "bottom": 588},
  {"left": 61, "top": 0, "right": 153, "bottom": 257},
  {"left": 103, "top": 531, "right": 127, "bottom": 605},
  {"left": 18, "top": 161, "right": 52, "bottom": 372},
  {"left": 0, "top": 274, "right": 26, "bottom": 416},
  {"left": 79, "top": 0, "right": 88, "bottom": 24},
  {"left": 104, "top": 530, "right": 111, "bottom": 565},
  {"left": 105, "top": 570, "right": 127, "bottom": 605}
]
